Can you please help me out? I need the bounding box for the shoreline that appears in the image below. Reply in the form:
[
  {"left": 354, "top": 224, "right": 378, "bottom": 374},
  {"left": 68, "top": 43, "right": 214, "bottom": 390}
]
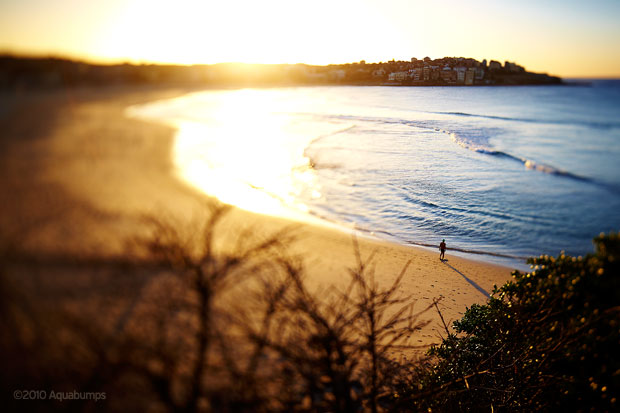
[
  {"left": 0, "top": 85, "right": 515, "bottom": 351},
  {"left": 127, "top": 87, "right": 529, "bottom": 271},
  {"left": 129, "top": 90, "right": 522, "bottom": 273}
]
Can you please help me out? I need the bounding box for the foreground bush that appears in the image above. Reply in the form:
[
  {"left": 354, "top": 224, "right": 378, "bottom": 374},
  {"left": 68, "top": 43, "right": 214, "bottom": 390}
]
[
  {"left": 400, "top": 233, "right": 620, "bottom": 412},
  {"left": 2, "top": 199, "right": 618, "bottom": 412}
]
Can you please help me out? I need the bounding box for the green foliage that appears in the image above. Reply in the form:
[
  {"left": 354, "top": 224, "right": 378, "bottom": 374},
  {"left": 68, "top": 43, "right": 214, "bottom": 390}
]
[{"left": 399, "top": 233, "right": 620, "bottom": 412}]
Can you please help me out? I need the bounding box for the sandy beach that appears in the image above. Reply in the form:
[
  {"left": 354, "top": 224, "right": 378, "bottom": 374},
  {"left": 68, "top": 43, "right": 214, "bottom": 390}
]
[{"left": 0, "top": 85, "right": 514, "bottom": 353}]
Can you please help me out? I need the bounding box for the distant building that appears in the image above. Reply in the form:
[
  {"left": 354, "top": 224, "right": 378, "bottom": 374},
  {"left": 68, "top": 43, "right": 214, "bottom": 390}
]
[
  {"left": 489, "top": 60, "right": 502, "bottom": 70},
  {"left": 388, "top": 71, "right": 408, "bottom": 82},
  {"left": 465, "top": 68, "right": 475, "bottom": 85},
  {"left": 440, "top": 66, "right": 456, "bottom": 83},
  {"left": 475, "top": 66, "right": 485, "bottom": 80},
  {"left": 455, "top": 67, "right": 466, "bottom": 84},
  {"left": 505, "top": 61, "right": 525, "bottom": 72},
  {"left": 372, "top": 68, "right": 386, "bottom": 77},
  {"left": 408, "top": 69, "right": 420, "bottom": 81}
]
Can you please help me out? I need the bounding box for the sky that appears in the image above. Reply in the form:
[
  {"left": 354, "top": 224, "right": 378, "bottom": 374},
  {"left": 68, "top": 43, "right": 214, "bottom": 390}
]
[{"left": 1, "top": 0, "right": 619, "bottom": 77}]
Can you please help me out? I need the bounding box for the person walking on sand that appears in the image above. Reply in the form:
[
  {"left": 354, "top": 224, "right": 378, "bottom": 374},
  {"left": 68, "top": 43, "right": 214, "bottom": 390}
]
[{"left": 439, "top": 239, "right": 446, "bottom": 261}]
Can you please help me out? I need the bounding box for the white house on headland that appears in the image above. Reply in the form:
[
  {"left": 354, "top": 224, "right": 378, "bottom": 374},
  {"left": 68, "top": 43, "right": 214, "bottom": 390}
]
[{"left": 388, "top": 71, "right": 408, "bottom": 82}]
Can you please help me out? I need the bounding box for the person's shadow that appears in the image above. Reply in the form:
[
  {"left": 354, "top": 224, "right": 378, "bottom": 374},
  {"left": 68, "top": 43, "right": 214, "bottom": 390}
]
[{"left": 442, "top": 261, "right": 490, "bottom": 298}]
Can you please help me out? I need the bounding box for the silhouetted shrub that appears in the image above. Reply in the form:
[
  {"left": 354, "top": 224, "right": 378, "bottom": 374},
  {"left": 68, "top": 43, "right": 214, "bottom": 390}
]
[
  {"left": 399, "top": 233, "right": 620, "bottom": 412},
  {"left": 0, "top": 203, "right": 433, "bottom": 412},
  {"left": 232, "top": 242, "right": 434, "bottom": 413},
  {"left": 3, "top": 199, "right": 617, "bottom": 412}
]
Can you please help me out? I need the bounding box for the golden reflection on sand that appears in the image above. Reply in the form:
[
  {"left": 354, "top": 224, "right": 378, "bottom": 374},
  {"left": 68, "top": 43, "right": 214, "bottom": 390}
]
[{"left": 170, "top": 90, "right": 321, "bottom": 218}]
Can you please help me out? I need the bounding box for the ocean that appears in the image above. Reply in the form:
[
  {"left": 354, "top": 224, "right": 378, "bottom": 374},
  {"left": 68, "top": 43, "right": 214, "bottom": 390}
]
[{"left": 129, "top": 81, "right": 620, "bottom": 269}]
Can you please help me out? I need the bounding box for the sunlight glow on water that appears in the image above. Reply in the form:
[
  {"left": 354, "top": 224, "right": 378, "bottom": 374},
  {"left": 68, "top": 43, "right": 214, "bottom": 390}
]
[
  {"left": 173, "top": 117, "right": 313, "bottom": 217},
  {"left": 130, "top": 89, "right": 346, "bottom": 219}
]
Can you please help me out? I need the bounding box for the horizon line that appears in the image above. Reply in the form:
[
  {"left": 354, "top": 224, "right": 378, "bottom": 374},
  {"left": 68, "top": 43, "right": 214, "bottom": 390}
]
[{"left": 3, "top": 50, "right": 620, "bottom": 80}]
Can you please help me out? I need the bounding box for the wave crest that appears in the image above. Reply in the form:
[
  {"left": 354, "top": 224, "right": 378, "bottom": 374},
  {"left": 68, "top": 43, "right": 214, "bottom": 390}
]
[
  {"left": 449, "top": 131, "right": 591, "bottom": 181},
  {"left": 435, "top": 110, "right": 620, "bottom": 130}
]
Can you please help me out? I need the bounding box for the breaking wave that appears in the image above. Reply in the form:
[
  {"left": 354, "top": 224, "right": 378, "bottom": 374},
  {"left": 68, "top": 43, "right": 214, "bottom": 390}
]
[
  {"left": 310, "top": 112, "right": 595, "bottom": 182},
  {"left": 433, "top": 111, "right": 620, "bottom": 130},
  {"left": 447, "top": 131, "right": 592, "bottom": 182}
]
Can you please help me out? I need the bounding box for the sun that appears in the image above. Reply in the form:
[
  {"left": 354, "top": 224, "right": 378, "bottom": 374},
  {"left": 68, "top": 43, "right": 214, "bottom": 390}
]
[{"left": 90, "top": 0, "right": 403, "bottom": 65}]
